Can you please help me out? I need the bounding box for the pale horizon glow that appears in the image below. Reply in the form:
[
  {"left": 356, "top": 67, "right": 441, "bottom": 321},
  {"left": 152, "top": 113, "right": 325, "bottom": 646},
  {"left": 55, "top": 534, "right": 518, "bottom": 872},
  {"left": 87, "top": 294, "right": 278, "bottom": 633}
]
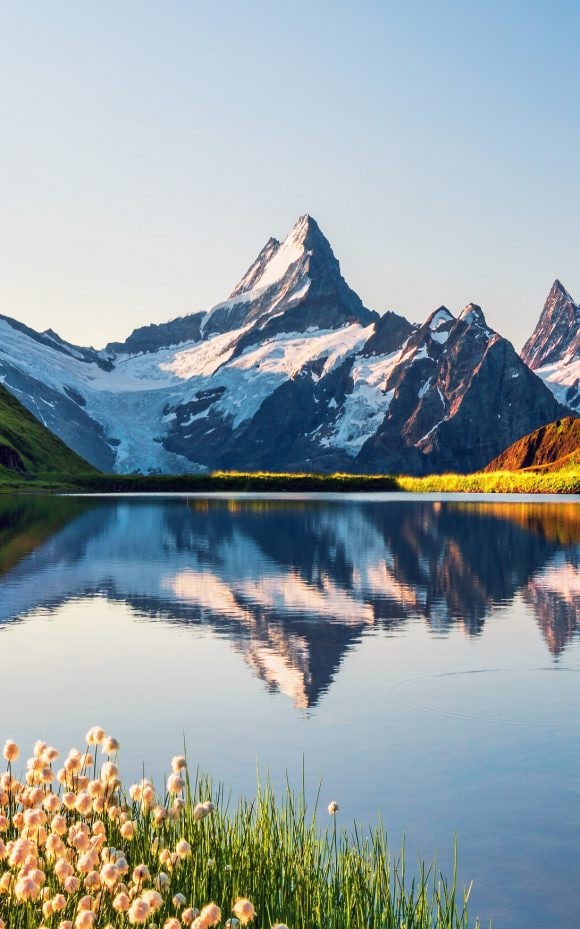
[{"left": 0, "top": 1, "right": 579, "bottom": 351}]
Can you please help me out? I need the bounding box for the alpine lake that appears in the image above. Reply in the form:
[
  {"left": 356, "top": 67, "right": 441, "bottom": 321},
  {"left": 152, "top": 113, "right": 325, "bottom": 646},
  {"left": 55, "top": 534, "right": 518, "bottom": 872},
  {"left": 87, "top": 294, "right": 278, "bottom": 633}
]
[{"left": 1, "top": 491, "right": 579, "bottom": 929}]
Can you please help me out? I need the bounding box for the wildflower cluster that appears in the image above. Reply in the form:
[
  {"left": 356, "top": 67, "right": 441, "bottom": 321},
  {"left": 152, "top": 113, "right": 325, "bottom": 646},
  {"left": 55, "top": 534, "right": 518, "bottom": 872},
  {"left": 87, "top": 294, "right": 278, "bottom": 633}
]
[{"left": 0, "top": 731, "right": 260, "bottom": 929}]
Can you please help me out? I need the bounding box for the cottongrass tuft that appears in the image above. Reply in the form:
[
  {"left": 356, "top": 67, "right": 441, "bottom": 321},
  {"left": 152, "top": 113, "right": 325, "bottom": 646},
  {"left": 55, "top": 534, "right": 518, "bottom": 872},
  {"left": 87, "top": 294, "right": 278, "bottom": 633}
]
[{"left": 0, "top": 729, "right": 479, "bottom": 929}]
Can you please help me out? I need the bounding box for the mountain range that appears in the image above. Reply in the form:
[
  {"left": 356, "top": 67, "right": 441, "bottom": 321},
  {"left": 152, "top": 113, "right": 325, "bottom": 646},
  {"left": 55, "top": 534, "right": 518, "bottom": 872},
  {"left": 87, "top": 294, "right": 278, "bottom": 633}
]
[{"left": 0, "top": 215, "right": 577, "bottom": 475}]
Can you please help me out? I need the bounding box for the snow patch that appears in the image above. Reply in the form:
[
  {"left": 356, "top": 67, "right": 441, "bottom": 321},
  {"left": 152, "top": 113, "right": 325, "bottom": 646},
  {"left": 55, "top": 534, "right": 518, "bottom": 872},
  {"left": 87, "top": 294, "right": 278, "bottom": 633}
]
[
  {"left": 536, "top": 356, "right": 580, "bottom": 411},
  {"left": 321, "top": 350, "right": 401, "bottom": 455},
  {"left": 160, "top": 326, "right": 250, "bottom": 379},
  {"left": 429, "top": 309, "right": 453, "bottom": 330}
]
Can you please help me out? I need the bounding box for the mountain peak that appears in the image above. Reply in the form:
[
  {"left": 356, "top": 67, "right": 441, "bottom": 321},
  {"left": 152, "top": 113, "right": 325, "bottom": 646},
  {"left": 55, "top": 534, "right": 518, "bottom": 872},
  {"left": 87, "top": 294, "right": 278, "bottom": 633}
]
[
  {"left": 549, "top": 278, "right": 574, "bottom": 303},
  {"left": 458, "top": 303, "right": 489, "bottom": 328},
  {"left": 521, "top": 280, "right": 579, "bottom": 370},
  {"left": 229, "top": 214, "right": 332, "bottom": 300},
  {"left": 290, "top": 212, "right": 319, "bottom": 239},
  {"left": 287, "top": 213, "right": 333, "bottom": 251},
  {"left": 427, "top": 306, "right": 454, "bottom": 330}
]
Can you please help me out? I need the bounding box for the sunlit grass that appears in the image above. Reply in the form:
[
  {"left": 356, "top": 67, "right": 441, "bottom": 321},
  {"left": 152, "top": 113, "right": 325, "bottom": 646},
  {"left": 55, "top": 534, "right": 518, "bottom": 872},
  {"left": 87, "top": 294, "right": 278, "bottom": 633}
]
[
  {"left": 397, "top": 466, "right": 580, "bottom": 494},
  {"left": 0, "top": 732, "right": 480, "bottom": 929}
]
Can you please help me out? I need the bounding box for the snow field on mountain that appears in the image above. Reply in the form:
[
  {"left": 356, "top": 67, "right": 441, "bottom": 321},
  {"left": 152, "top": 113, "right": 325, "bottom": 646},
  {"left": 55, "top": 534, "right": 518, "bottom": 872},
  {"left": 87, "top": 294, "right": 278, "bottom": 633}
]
[
  {"left": 321, "top": 351, "right": 401, "bottom": 455},
  {"left": 194, "top": 323, "right": 374, "bottom": 429},
  {"left": 159, "top": 325, "right": 251, "bottom": 379},
  {"left": 536, "top": 357, "right": 580, "bottom": 408}
]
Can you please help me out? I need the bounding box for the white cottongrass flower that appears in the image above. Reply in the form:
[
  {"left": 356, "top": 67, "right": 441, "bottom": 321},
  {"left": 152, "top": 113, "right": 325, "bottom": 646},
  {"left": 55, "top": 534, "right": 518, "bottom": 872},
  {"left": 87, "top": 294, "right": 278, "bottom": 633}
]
[
  {"left": 198, "top": 903, "right": 221, "bottom": 926},
  {"left": 171, "top": 755, "right": 187, "bottom": 772},
  {"left": 127, "top": 898, "right": 151, "bottom": 924},
  {"left": 193, "top": 800, "right": 215, "bottom": 821},
  {"left": 2, "top": 740, "right": 19, "bottom": 762},
  {"left": 233, "top": 898, "right": 256, "bottom": 925},
  {"left": 166, "top": 773, "right": 185, "bottom": 794},
  {"left": 85, "top": 727, "right": 106, "bottom": 746},
  {"left": 327, "top": 800, "right": 339, "bottom": 814},
  {"left": 175, "top": 839, "right": 191, "bottom": 859},
  {"left": 182, "top": 909, "right": 199, "bottom": 926},
  {"left": 164, "top": 919, "right": 181, "bottom": 929}
]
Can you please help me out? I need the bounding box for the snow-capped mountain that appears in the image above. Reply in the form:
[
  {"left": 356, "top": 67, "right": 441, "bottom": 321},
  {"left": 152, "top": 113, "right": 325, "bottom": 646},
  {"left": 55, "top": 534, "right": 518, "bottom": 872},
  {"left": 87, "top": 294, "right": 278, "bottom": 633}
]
[
  {"left": 0, "top": 215, "right": 568, "bottom": 474},
  {"left": 521, "top": 279, "right": 580, "bottom": 413},
  {"left": 106, "top": 214, "right": 376, "bottom": 356}
]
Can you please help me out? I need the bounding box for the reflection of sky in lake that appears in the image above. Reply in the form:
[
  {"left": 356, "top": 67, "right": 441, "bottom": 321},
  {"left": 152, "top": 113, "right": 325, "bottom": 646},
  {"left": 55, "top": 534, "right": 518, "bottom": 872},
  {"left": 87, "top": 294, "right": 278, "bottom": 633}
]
[{"left": 0, "top": 494, "right": 579, "bottom": 929}]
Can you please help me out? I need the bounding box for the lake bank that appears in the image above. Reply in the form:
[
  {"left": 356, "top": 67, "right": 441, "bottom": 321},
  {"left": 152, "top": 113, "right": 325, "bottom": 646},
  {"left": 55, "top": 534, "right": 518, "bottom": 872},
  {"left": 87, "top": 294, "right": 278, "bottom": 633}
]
[{"left": 0, "top": 466, "right": 579, "bottom": 495}]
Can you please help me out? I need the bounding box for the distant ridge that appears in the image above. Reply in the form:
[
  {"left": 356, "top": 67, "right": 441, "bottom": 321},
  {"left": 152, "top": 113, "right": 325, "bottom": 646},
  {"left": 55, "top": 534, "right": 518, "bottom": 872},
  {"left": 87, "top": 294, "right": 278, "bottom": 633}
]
[{"left": 484, "top": 417, "right": 580, "bottom": 472}]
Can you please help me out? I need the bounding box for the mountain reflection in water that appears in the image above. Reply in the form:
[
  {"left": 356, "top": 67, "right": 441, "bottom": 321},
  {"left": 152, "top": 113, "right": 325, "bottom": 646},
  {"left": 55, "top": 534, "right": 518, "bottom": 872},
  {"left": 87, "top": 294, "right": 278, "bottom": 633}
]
[{"left": 0, "top": 495, "right": 578, "bottom": 708}]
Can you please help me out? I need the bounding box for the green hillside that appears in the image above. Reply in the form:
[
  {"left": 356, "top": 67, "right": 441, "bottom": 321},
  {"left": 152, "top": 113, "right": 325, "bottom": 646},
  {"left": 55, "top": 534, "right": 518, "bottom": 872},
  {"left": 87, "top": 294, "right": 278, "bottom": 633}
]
[{"left": 0, "top": 384, "right": 97, "bottom": 483}]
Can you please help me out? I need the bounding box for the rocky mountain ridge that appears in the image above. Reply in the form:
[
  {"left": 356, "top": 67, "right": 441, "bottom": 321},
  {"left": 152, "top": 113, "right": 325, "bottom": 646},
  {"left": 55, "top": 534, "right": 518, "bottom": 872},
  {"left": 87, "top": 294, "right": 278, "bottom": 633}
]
[
  {"left": 0, "top": 215, "right": 574, "bottom": 474},
  {"left": 520, "top": 279, "right": 580, "bottom": 413}
]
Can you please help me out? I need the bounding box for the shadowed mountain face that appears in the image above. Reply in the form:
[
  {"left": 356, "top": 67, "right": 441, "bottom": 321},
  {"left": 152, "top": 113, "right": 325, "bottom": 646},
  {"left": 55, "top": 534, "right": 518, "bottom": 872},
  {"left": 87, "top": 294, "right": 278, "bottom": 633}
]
[{"left": 0, "top": 497, "right": 578, "bottom": 706}]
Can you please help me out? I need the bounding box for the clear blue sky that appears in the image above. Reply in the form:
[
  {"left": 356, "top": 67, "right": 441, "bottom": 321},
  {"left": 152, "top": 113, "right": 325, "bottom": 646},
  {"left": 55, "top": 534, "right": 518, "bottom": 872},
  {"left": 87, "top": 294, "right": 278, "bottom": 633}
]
[{"left": 0, "top": 0, "right": 578, "bottom": 350}]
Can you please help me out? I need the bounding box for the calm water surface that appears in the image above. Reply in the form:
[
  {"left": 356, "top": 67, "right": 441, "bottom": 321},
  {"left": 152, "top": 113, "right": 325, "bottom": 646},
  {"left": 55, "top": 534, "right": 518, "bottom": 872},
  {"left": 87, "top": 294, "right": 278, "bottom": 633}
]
[{"left": 1, "top": 493, "right": 579, "bottom": 928}]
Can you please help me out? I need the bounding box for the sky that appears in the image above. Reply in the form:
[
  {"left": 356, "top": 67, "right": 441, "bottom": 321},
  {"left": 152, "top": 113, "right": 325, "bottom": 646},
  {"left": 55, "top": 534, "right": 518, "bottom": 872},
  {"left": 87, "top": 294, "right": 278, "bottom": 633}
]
[{"left": 0, "top": 0, "right": 578, "bottom": 351}]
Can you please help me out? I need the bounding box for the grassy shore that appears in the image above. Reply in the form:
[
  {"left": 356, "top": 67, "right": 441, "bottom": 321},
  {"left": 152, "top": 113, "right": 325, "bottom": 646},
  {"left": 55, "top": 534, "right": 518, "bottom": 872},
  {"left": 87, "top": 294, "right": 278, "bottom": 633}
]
[
  {"left": 0, "top": 732, "right": 478, "bottom": 929},
  {"left": 397, "top": 465, "right": 580, "bottom": 495},
  {"left": 0, "top": 466, "right": 578, "bottom": 495}
]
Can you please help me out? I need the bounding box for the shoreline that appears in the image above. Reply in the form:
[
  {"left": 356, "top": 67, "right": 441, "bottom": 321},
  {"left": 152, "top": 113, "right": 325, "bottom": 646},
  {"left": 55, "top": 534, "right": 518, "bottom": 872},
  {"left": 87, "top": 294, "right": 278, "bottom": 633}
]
[{"left": 0, "top": 467, "right": 579, "bottom": 496}]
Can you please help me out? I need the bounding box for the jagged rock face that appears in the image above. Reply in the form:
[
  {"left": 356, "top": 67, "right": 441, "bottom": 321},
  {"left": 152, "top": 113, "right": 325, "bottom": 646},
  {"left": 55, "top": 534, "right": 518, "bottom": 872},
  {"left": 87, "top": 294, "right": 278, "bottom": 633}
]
[
  {"left": 0, "top": 216, "right": 570, "bottom": 474},
  {"left": 361, "top": 311, "right": 414, "bottom": 357},
  {"left": 106, "top": 312, "right": 206, "bottom": 356},
  {"left": 522, "top": 280, "right": 580, "bottom": 370},
  {"left": 357, "top": 305, "right": 566, "bottom": 473},
  {"left": 521, "top": 281, "right": 580, "bottom": 414}
]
